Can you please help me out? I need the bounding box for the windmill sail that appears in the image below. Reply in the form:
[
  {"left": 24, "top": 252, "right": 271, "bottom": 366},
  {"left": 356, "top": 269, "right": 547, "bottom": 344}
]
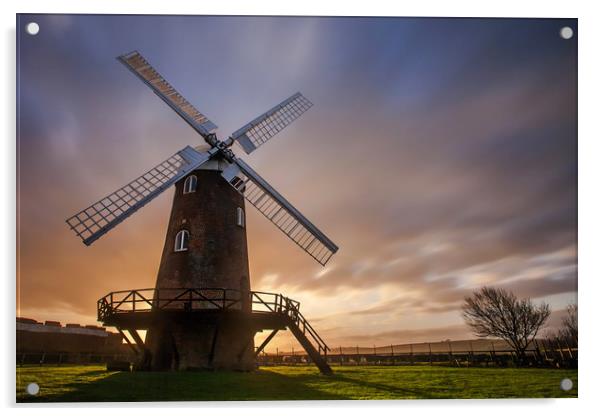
[
  {"left": 66, "top": 146, "right": 213, "bottom": 246},
  {"left": 229, "top": 92, "right": 313, "bottom": 154},
  {"left": 118, "top": 51, "right": 218, "bottom": 137},
  {"left": 222, "top": 158, "right": 338, "bottom": 265}
]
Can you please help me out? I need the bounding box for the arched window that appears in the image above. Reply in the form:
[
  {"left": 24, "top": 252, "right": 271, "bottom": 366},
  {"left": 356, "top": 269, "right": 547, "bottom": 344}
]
[
  {"left": 174, "top": 230, "right": 189, "bottom": 252},
  {"left": 183, "top": 175, "right": 197, "bottom": 194},
  {"left": 236, "top": 207, "right": 245, "bottom": 228}
]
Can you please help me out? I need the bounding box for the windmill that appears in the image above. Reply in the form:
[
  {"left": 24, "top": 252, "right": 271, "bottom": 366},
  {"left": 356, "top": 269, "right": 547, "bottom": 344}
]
[{"left": 66, "top": 51, "right": 338, "bottom": 373}]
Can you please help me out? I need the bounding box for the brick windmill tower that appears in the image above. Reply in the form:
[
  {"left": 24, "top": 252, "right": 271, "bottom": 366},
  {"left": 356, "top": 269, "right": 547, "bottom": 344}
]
[{"left": 66, "top": 51, "right": 338, "bottom": 373}]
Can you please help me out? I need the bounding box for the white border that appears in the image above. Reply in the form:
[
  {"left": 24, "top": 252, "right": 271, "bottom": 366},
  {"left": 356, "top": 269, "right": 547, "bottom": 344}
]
[{"left": 3, "top": 0, "right": 600, "bottom": 414}]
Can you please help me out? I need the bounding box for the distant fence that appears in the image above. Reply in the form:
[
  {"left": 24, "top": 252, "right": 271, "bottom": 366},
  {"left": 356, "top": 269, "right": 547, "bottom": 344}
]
[
  {"left": 257, "top": 338, "right": 577, "bottom": 369},
  {"left": 17, "top": 338, "right": 577, "bottom": 369}
]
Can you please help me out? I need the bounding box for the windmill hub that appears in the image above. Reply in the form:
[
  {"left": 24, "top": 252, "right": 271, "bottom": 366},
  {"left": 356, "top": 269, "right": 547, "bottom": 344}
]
[
  {"left": 66, "top": 51, "right": 338, "bottom": 374},
  {"left": 204, "top": 132, "right": 219, "bottom": 147}
]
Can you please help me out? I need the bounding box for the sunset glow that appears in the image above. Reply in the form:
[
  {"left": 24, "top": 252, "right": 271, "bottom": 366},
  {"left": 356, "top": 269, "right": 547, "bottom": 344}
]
[{"left": 17, "top": 15, "right": 577, "bottom": 352}]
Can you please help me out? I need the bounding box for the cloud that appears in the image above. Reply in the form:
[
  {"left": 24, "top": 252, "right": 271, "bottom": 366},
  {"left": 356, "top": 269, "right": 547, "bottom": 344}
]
[
  {"left": 343, "top": 324, "right": 472, "bottom": 345},
  {"left": 17, "top": 16, "right": 577, "bottom": 347}
]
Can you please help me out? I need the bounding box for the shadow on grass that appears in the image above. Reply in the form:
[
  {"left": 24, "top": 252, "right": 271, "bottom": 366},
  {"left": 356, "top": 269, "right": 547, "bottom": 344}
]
[
  {"left": 329, "top": 373, "right": 445, "bottom": 399},
  {"left": 20, "top": 369, "right": 347, "bottom": 402},
  {"left": 18, "top": 366, "right": 577, "bottom": 402}
]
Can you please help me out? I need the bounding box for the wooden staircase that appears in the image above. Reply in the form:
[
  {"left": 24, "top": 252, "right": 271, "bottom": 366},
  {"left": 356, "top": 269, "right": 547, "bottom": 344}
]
[{"left": 280, "top": 298, "right": 332, "bottom": 375}]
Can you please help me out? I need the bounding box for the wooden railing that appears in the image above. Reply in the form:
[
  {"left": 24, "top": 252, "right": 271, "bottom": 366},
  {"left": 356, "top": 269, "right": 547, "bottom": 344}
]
[{"left": 97, "top": 288, "right": 330, "bottom": 356}]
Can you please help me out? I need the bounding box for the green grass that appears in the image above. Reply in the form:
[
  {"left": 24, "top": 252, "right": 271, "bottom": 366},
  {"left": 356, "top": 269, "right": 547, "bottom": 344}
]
[{"left": 16, "top": 364, "right": 577, "bottom": 402}]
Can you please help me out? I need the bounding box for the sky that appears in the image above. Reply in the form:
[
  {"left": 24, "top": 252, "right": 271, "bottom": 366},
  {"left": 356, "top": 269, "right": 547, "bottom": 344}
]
[{"left": 17, "top": 15, "right": 577, "bottom": 351}]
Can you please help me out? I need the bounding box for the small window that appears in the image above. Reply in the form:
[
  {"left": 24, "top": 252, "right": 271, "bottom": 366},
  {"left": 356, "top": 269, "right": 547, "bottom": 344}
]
[
  {"left": 174, "top": 230, "right": 189, "bottom": 252},
  {"left": 230, "top": 176, "right": 246, "bottom": 193},
  {"left": 183, "top": 175, "right": 197, "bottom": 194},
  {"left": 236, "top": 207, "right": 245, "bottom": 228}
]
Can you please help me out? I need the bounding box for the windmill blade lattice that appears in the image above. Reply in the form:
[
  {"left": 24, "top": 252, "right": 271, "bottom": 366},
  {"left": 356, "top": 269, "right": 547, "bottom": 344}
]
[
  {"left": 66, "top": 146, "right": 213, "bottom": 246},
  {"left": 67, "top": 50, "right": 338, "bottom": 267},
  {"left": 222, "top": 158, "right": 338, "bottom": 265},
  {"left": 229, "top": 92, "right": 313, "bottom": 154},
  {"left": 118, "top": 51, "right": 218, "bottom": 137}
]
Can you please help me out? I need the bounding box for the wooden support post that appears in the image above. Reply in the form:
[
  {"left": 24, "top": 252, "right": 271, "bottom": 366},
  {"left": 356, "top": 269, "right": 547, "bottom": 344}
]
[
  {"left": 117, "top": 328, "right": 139, "bottom": 355},
  {"left": 428, "top": 343, "right": 432, "bottom": 366},
  {"left": 564, "top": 338, "right": 574, "bottom": 359},
  {"left": 208, "top": 325, "right": 220, "bottom": 366},
  {"left": 542, "top": 339, "right": 549, "bottom": 361},
  {"left": 469, "top": 341, "right": 473, "bottom": 367},
  {"left": 127, "top": 328, "right": 151, "bottom": 368},
  {"left": 556, "top": 338, "right": 565, "bottom": 362},
  {"left": 255, "top": 329, "right": 279, "bottom": 357},
  {"left": 533, "top": 339, "right": 543, "bottom": 364},
  {"left": 128, "top": 329, "right": 144, "bottom": 348}
]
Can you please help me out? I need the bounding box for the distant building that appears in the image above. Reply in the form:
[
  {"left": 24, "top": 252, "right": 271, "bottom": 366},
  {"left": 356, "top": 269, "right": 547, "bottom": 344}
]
[{"left": 16, "top": 317, "right": 132, "bottom": 364}]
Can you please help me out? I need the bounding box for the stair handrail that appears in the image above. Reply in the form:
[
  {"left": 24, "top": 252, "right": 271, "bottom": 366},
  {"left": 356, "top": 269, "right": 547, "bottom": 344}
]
[
  {"left": 295, "top": 310, "right": 331, "bottom": 353},
  {"left": 279, "top": 295, "right": 330, "bottom": 355}
]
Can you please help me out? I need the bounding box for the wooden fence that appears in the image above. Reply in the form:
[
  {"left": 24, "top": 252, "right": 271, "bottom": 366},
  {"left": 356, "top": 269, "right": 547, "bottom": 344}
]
[
  {"left": 18, "top": 338, "right": 577, "bottom": 369},
  {"left": 257, "top": 338, "right": 577, "bottom": 368}
]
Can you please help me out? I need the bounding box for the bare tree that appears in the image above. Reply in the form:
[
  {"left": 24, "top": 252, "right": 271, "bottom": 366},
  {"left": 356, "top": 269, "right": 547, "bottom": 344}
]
[
  {"left": 558, "top": 304, "right": 578, "bottom": 345},
  {"left": 462, "top": 287, "right": 550, "bottom": 362}
]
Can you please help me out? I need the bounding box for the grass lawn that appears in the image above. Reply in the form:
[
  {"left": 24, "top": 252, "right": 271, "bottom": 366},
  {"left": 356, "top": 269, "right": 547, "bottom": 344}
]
[{"left": 16, "top": 364, "right": 577, "bottom": 402}]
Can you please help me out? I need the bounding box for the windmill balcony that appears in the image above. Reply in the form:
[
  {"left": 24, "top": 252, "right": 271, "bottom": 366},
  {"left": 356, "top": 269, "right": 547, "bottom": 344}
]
[{"left": 96, "top": 287, "right": 332, "bottom": 374}]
